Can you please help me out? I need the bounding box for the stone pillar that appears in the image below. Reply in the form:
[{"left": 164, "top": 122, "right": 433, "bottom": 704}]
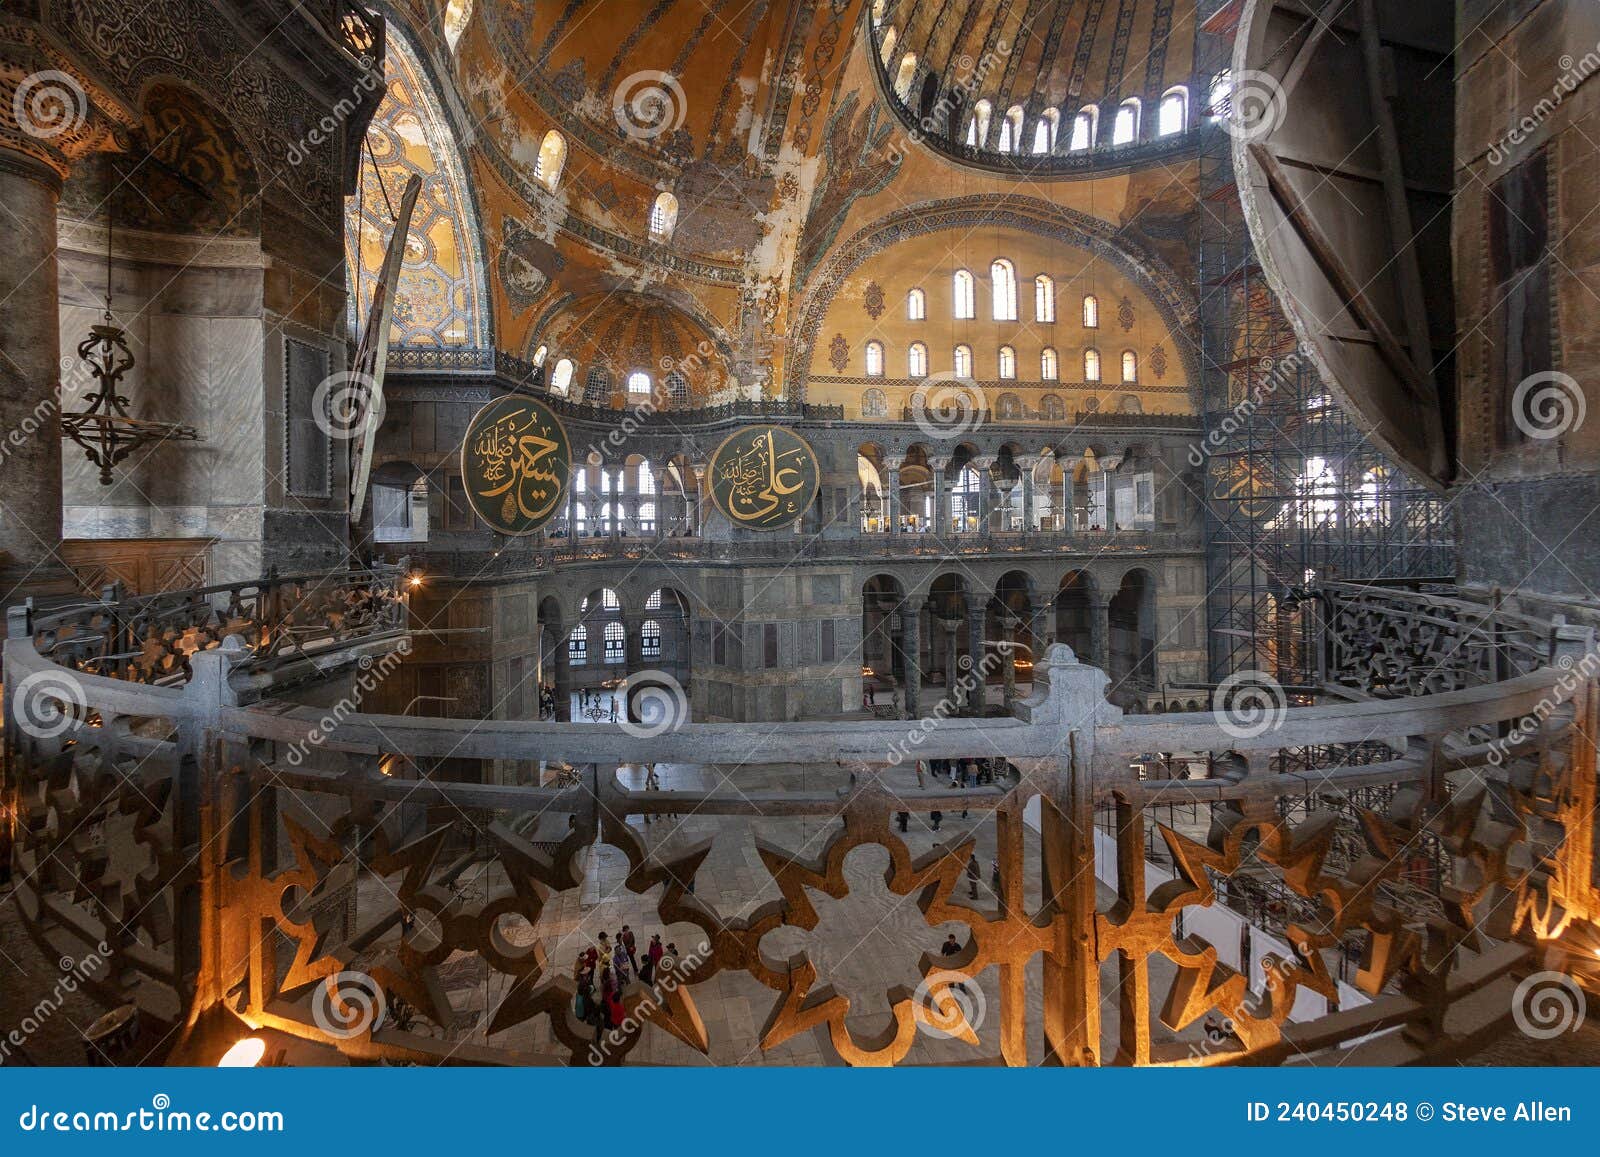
[
  {"left": 998, "top": 610, "right": 1021, "bottom": 707},
  {"left": 1089, "top": 595, "right": 1110, "bottom": 672},
  {"left": 688, "top": 463, "right": 706, "bottom": 535},
  {"left": 938, "top": 615, "right": 962, "bottom": 711},
  {"left": 653, "top": 463, "right": 665, "bottom": 540},
  {"left": 930, "top": 460, "right": 948, "bottom": 535},
  {"left": 884, "top": 456, "right": 903, "bottom": 534},
  {"left": 0, "top": 147, "right": 74, "bottom": 594},
  {"left": 1031, "top": 597, "right": 1055, "bottom": 657},
  {"left": 898, "top": 602, "right": 921, "bottom": 717},
  {"left": 972, "top": 456, "right": 994, "bottom": 534},
  {"left": 1017, "top": 455, "right": 1039, "bottom": 531},
  {"left": 552, "top": 630, "right": 573, "bottom": 720},
  {"left": 965, "top": 601, "right": 987, "bottom": 715}
]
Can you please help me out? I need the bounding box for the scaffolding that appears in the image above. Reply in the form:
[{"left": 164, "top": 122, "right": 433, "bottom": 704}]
[{"left": 1193, "top": 5, "right": 1455, "bottom": 685}]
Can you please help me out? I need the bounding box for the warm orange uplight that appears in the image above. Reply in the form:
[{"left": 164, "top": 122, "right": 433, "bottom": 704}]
[
  {"left": 218, "top": 1037, "right": 266, "bottom": 1067},
  {"left": 408, "top": 574, "right": 424, "bottom": 589}
]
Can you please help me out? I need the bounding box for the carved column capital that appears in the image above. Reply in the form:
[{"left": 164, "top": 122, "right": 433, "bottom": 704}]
[{"left": 0, "top": 35, "right": 133, "bottom": 182}]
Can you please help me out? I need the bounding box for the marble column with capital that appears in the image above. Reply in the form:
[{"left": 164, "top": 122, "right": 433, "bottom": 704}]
[
  {"left": 1017, "top": 456, "right": 1039, "bottom": 532},
  {"left": 897, "top": 602, "right": 921, "bottom": 717},
  {"left": 965, "top": 601, "right": 987, "bottom": 715},
  {"left": 930, "top": 462, "right": 948, "bottom": 535},
  {"left": 972, "top": 457, "right": 994, "bottom": 534},
  {"left": 884, "top": 457, "right": 903, "bottom": 533},
  {"left": 1089, "top": 596, "right": 1111, "bottom": 672}
]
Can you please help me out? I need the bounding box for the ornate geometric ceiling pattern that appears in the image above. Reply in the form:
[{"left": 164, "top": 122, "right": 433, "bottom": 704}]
[
  {"left": 537, "top": 292, "right": 732, "bottom": 403},
  {"left": 345, "top": 29, "right": 488, "bottom": 348}
]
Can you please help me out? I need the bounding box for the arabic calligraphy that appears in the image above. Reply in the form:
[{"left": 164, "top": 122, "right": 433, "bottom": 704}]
[
  {"left": 707, "top": 425, "right": 820, "bottom": 531},
  {"left": 460, "top": 395, "right": 572, "bottom": 535}
]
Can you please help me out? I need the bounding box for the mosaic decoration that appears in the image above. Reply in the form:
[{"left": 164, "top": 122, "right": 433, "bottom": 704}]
[
  {"left": 1149, "top": 343, "right": 1168, "bottom": 381},
  {"left": 460, "top": 395, "right": 572, "bottom": 535},
  {"left": 345, "top": 31, "right": 488, "bottom": 348},
  {"left": 829, "top": 334, "right": 850, "bottom": 372},
  {"left": 1118, "top": 296, "right": 1136, "bottom": 331},
  {"left": 796, "top": 90, "right": 902, "bottom": 286},
  {"left": 498, "top": 216, "right": 562, "bottom": 313},
  {"left": 706, "top": 425, "right": 820, "bottom": 530},
  {"left": 862, "top": 280, "right": 885, "bottom": 320}
]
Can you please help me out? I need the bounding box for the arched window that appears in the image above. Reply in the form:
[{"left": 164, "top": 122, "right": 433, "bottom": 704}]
[
  {"left": 532, "top": 344, "right": 548, "bottom": 366},
  {"left": 638, "top": 460, "right": 656, "bottom": 494},
  {"left": 642, "top": 619, "right": 662, "bottom": 658},
  {"left": 583, "top": 366, "right": 610, "bottom": 404},
  {"left": 894, "top": 52, "right": 918, "bottom": 101},
  {"left": 1032, "top": 108, "right": 1059, "bottom": 154},
  {"left": 1035, "top": 274, "right": 1055, "bottom": 322},
  {"left": 865, "top": 340, "right": 885, "bottom": 377},
  {"left": 649, "top": 192, "right": 678, "bottom": 240},
  {"left": 952, "top": 466, "right": 981, "bottom": 530},
  {"left": 1041, "top": 393, "right": 1065, "bottom": 420},
  {"left": 1070, "top": 105, "right": 1097, "bottom": 151},
  {"left": 1112, "top": 98, "right": 1140, "bottom": 145},
  {"left": 990, "top": 258, "right": 1017, "bottom": 321},
  {"left": 907, "top": 287, "right": 925, "bottom": 320},
  {"left": 569, "top": 623, "right": 587, "bottom": 664},
  {"left": 953, "top": 344, "right": 973, "bottom": 377},
  {"left": 665, "top": 371, "right": 688, "bottom": 402},
  {"left": 599, "top": 469, "right": 614, "bottom": 494},
  {"left": 535, "top": 129, "right": 566, "bottom": 191},
  {"left": 1121, "top": 349, "right": 1138, "bottom": 383},
  {"left": 1041, "top": 347, "right": 1059, "bottom": 380},
  {"left": 604, "top": 621, "right": 626, "bottom": 664},
  {"left": 862, "top": 387, "right": 888, "bottom": 417},
  {"left": 1158, "top": 87, "right": 1188, "bottom": 136},
  {"left": 573, "top": 500, "right": 588, "bottom": 535},
  {"left": 965, "top": 99, "right": 992, "bottom": 147},
  {"left": 1084, "top": 348, "right": 1101, "bottom": 381},
  {"left": 443, "top": 0, "right": 473, "bottom": 50},
  {"left": 601, "top": 588, "right": 620, "bottom": 610},
  {"left": 1082, "top": 294, "right": 1099, "bottom": 328},
  {"left": 908, "top": 341, "right": 928, "bottom": 378},
  {"left": 997, "top": 105, "right": 1023, "bottom": 152},
  {"left": 998, "top": 345, "right": 1016, "bottom": 379},
  {"left": 550, "top": 358, "right": 574, "bottom": 394},
  {"left": 638, "top": 501, "right": 656, "bottom": 535},
  {"left": 646, "top": 588, "right": 663, "bottom": 610},
  {"left": 879, "top": 26, "right": 898, "bottom": 66},
  {"left": 596, "top": 501, "right": 614, "bottom": 533},
  {"left": 953, "top": 269, "right": 975, "bottom": 319},
  {"left": 627, "top": 370, "right": 652, "bottom": 395}
]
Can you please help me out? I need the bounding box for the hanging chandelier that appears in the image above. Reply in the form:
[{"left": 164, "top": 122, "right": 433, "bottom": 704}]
[{"left": 60, "top": 158, "right": 202, "bottom": 485}]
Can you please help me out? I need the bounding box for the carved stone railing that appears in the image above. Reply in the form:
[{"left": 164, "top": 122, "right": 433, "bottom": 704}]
[
  {"left": 4, "top": 580, "right": 1597, "bottom": 1066},
  {"left": 23, "top": 563, "right": 409, "bottom": 686}
]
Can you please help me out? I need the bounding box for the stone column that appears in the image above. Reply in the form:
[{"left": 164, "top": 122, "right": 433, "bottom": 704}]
[
  {"left": 930, "top": 459, "right": 948, "bottom": 535},
  {"left": 971, "top": 456, "right": 994, "bottom": 534},
  {"left": 898, "top": 602, "right": 921, "bottom": 717},
  {"left": 653, "top": 463, "right": 665, "bottom": 540},
  {"left": 1017, "top": 455, "right": 1039, "bottom": 532},
  {"left": 938, "top": 615, "right": 962, "bottom": 711},
  {"left": 688, "top": 463, "right": 706, "bottom": 535},
  {"left": 965, "top": 600, "right": 987, "bottom": 715},
  {"left": 0, "top": 147, "right": 74, "bottom": 595},
  {"left": 1031, "top": 597, "right": 1055, "bottom": 657},
  {"left": 1089, "top": 595, "right": 1111, "bottom": 672},
  {"left": 552, "top": 629, "right": 573, "bottom": 720},
  {"left": 884, "top": 456, "right": 903, "bottom": 534},
  {"left": 998, "top": 610, "right": 1021, "bottom": 707}
]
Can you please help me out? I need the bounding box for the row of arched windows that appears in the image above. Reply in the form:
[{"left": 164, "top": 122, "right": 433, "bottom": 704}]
[
  {"left": 861, "top": 341, "right": 1138, "bottom": 382},
  {"left": 912, "top": 271, "right": 1105, "bottom": 325},
  {"left": 525, "top": 127, "right": 681, "bottom": 243},
  {"left": 528, "top": 345, "right": 690, "bottom": 402}
]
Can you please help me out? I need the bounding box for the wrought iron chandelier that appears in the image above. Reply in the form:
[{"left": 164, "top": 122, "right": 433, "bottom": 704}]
[{"left": 60, "top": 161, "right": 202, "bottom": 485}]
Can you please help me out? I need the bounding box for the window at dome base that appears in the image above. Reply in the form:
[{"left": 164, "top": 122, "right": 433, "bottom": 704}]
[
  {"left": 345, "top": 29, "right": 487, "bottom": 349},
  {"left": 627, "top": 370, "right": 652, "bottom": 395},
  {"left": 649, "top": 192, "right": 678, "bottom": 241},
  {"left": 442, "top": 0, "right": 472, "bottom": 50},
  {"left": 535, "top": 129, "right": 566, "bottom": 191}
]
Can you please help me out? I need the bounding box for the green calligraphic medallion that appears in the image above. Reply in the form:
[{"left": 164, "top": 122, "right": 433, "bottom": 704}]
[
  {"left": 460, "top": 394, "right": 572, "bottom": 535},
  {"left": 707, "top": 425, "right": 820, "bottom": 531}
]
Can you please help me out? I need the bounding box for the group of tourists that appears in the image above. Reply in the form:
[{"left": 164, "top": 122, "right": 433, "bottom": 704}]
[
  {"left": 916, "top": 757, "right": 1006, "bottom": 789},
  {"left": 572, "top": 926, "right": 679, "bottom": 1040}
]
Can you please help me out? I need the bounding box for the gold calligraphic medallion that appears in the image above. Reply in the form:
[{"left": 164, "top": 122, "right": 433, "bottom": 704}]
[
  {"left": 707, "top": 425, "right": 820, "bottom": 531},
  {"left": 460, "top": 394, "right": 572, "bottom": 535}
]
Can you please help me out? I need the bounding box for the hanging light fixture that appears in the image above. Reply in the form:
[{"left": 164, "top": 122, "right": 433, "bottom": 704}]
[{"left": 60, "top": 156, "right": 201, "bottom": 485}]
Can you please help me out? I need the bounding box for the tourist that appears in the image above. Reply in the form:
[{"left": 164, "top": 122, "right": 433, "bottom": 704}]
[
  {"left": 604, "top": 977, "right": 626, "bottom": 1029},
  {"left": 596, "top": 930, "right": 613, "bottom": 970},
  {"left": 930, "top": 809, "right": 943, "bottom": 831},
  {"left": 896, "top": 810, "right": 909, "bottom": 833},
  {"left": 620, "top": 925, "right": 638, "bottom": 969},
  {"left": 648, "top": 934, "right": 665, "bottom": 971},
  {"left": 966, "top": 854, "right": 979, "bottom": 899},
  {"left": 638, "top": 949, "right": 655, "bottom": 986},
  {"left": 941, "top": 933, "right": 968, "bottom": 993}
]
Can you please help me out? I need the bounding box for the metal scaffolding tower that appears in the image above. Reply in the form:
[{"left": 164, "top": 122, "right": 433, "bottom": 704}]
[{"left": 1193, "top": 4, "right": 1455, "bottom": 685}]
